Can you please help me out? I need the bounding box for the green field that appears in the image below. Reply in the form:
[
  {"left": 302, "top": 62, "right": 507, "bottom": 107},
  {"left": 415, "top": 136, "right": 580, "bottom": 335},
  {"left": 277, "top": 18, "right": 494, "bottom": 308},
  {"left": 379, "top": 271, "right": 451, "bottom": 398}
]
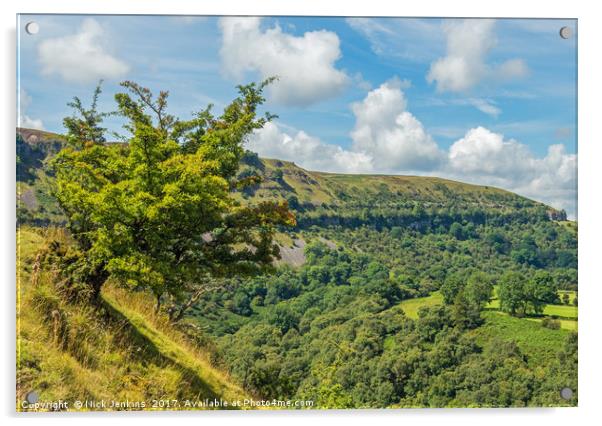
[
  {"left": 472, "top": 311, "right": 572, "bottom": 366},
  {"left": 487, "top": 287, "right": 577, "bottom": 321},
  {"left": 399, "top": 291, "right": 444, "bottom": 319},
  {"left": 388, "top": 292, "right": 574, "bottom": 387},
  {"left": 543, "top": 303, "right": 578, "bottom": 319},
  {"left": 402, "top": 289, "right": 577, "bottom": 330},
  {"left": 486, "top": 299, "right": 576, "bottom": 320},
  {"left": 526, "top": 317, "right": 578, "bottom": 331}
]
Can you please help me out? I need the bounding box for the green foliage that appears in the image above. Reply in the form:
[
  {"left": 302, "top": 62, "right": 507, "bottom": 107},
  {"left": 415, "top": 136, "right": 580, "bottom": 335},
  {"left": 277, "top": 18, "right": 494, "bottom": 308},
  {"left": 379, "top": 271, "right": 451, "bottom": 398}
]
[
  {"left": 498, "top": 271, "right": 559, "bottom": 317},
  {"left": 62, "top": 81, "right": 115, "bottom": 147},
  {"left": 463, "top": 272, "right": 493, "bottom": 309},
  {"left": 525, "top": 271, "right": 559, "bottom": 314},
  {"left": 473, "top": 311, "right": 572, "bottom": 367},
  {"left": 52, "top": 80, "right": 295, "bottom": 317},
  {"left": 441, "top": 274, "right": 463, "bottom": 304},
  {"left": 188, "top": 230, "right": 576, "bottom": 408}
]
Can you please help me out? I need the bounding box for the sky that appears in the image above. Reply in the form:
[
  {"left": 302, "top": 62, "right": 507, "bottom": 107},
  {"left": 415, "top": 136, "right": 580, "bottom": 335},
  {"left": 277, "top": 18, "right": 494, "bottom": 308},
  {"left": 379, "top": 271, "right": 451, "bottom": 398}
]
[{"left": 17, "top": 15, "right": 578, "bottom": 218}]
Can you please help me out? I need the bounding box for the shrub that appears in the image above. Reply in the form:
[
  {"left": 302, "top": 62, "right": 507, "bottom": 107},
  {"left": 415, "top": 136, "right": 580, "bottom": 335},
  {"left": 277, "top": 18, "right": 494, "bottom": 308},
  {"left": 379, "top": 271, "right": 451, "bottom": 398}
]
[{"left": 541, "top": 317, "right": 561, "bottom": 330}]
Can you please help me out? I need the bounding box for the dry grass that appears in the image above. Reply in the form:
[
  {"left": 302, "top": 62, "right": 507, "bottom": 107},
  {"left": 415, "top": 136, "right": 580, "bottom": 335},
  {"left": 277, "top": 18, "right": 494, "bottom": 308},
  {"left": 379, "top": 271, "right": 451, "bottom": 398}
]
[{"left": 17, "top": 227, "right": 251, "bottom": 412}]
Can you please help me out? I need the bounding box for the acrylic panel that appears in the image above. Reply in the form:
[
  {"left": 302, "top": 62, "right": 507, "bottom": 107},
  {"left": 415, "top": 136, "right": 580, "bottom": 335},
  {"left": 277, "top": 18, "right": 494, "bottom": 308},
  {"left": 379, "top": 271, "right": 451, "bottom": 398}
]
[{"left": 16, "top": 14, "right": 578, "bottom": 411}]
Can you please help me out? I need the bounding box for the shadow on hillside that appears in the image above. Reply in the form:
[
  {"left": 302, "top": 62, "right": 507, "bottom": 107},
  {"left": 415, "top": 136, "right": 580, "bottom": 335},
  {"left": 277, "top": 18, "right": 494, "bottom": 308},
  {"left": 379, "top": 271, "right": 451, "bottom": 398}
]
[{"left": 99, "top": 295, "right": 234, "bottom": 405}]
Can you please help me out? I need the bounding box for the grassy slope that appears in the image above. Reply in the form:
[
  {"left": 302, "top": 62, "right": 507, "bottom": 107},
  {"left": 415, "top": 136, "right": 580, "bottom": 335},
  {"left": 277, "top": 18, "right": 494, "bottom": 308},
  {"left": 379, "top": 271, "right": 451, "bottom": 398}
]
[
  {"left": 253, "top": 158, "right": 545, "bottom": 211},
  {"left": 17, "top": 227, "right": 249, "bottom": 411},
  {"left": 471, "top": 311, "right": 570, "bottom": 367}
]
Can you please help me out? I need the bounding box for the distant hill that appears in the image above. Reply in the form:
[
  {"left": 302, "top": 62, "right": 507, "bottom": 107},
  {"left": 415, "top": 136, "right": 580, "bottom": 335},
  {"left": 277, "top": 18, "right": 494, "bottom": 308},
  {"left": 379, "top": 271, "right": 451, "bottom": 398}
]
[
  {"left": 16, "top": 127, "right": 567, "bottom": 228},
  {"left": 17, "top": 129, "right": 67, "bottom": 225}
]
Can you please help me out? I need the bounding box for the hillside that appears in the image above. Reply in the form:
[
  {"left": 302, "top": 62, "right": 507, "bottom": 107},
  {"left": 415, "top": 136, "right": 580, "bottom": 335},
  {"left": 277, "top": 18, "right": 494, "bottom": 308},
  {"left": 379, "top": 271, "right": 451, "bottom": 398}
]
[
  {"left": 17, "top": 129, "right": 66, "bottom": 225},
  {"left": 17, "top": 227, "right": 251, "bottom": 411},
  {"left": 245, "top": 157, "right": 535, "bottom": 209},
  {"left": 16, "top": 128, "right": 566, "bottom": 229}
]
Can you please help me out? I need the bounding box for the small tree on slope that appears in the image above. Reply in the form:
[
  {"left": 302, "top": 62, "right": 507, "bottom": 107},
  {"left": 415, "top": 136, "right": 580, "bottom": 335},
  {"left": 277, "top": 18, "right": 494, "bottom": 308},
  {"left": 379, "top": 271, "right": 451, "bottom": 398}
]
[{"left": 52, "top": 79, "right": 295, "bottom": 321}]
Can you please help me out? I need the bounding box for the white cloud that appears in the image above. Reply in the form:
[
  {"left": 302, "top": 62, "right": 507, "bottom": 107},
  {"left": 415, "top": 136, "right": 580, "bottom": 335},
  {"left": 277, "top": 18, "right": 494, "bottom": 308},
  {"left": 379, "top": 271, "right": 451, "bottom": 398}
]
[
  {"left": 448, "top": 127, "right": 533, "bottom": 181},
  {"left": 37, "top": 18, "right": 129, "bottom": 84},
  {"left": 248, "top": 79, "right": 443, "bottom": 174},
  {"left": 248, "top": 122, "right": 373, "bottom": 174},
  {"left": 350, "top": 78, "right": 444, "bottom": 171},
  {"left": 346, "top": 18, "right": 396, "bottom": 56},
  {"left": 219, "top": 17, "right": 349, "bottom": 106},
  {"left": 352, "top": 72, "right": 374, "bottom": 91},
  {"left": 521, "top": 144, "right": 577, "bottom": 216},
  {"left": 248, "top": 80, "right": 576, "bottom": 217},
  {"left": 446, "top": 127, "right": 577, "bottom": 217},
  {"left": 427, "top": 19, "right": 528, "bottom": 92},
  {"left": 465, "top": 98, "right": 501, "bottom": 117},
  {"left": 18, "top": 89, "right": 44, "bottom": 130}
]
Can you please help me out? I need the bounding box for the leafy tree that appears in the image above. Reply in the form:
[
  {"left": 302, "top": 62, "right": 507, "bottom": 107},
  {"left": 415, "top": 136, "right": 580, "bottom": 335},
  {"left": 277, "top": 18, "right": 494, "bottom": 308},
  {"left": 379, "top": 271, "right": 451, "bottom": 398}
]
[
  {"left": 463, "top": 271, "right": 493, "bottom": 309},
  {"left": 364, "top": 279, "right": 402, "bottom": 306},
  {"left": 62, "top": 81, "right": 115, "bottom": 146},
  {"left": 390, "top": 226, "right": 403, "bottom": 239},
  {"left": 451, "top": 291, "right": 483, "bottom": 329},
  {"left": 449, "top": 222, "right": 466, "bottom": 240},
  {"left": 532, "top": 332, "right": 577, "bottom": 406},
  {"left": 447, "top": 271, "right": 492, "bottom": 328},
  {"left": 511, "top": 236, "right": 540, "bottom": 267},
  {"left": 525, "top": 271, "right": 558, "bottom": 315},
  {"left": 267, "top": 304, "right": 299, "bottom": 333},
  {"left": 52, "top": 80, "right": 295, "bottom": 321},
  {"left": 485, "top": 231, "right": 510, "bottom": 254},
  {"left": 498, "top": 271, "right": 527, "bottom": 316},
  {"left": 555, "top": 249, "right": 577, "bottom": 268},
  {"left": 440, "top": 273, "right": 463, "bottom": 305},
  {"left": 231, "top": 291, "right": 252, "bottom": 316}
]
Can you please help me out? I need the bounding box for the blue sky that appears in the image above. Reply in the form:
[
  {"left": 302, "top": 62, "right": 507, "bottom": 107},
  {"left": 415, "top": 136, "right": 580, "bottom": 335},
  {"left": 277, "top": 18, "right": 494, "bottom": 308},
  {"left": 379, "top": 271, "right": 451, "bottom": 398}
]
[{"left": 17, "top": 15, "right": 577, "bottom": 217}]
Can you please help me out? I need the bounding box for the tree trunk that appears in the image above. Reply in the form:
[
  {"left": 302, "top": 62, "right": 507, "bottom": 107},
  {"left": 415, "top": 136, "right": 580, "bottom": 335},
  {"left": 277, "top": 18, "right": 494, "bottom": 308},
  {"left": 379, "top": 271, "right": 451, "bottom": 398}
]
[
  {"left": 89, "top": 263, "right": 109, "bottom": 302},
  {"left": 155, "top": 293, "right": 162, "bottom": 313}
]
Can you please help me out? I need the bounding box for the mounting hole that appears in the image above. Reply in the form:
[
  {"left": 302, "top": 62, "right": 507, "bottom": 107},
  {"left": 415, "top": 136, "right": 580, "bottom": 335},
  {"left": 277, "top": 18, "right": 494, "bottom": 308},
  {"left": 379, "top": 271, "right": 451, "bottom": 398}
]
[
  {"left": 25, "top": 391, "right": 39, "bottom": 404},
  {"left": 559, "top": 26, "right": 572, "bottom": 39},
  {"left": 25, "top": 22, "right": 39, "bottom": 35},
  {"left": 560, "top": 387, "right": 574, "bottom": 400}
]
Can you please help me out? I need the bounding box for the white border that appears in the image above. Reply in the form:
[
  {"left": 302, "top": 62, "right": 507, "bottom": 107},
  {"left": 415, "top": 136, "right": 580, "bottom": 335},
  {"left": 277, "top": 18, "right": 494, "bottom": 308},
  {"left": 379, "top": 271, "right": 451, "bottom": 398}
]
[{"left": 3, "top": 1, "right": 601, "bottom": 426}]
